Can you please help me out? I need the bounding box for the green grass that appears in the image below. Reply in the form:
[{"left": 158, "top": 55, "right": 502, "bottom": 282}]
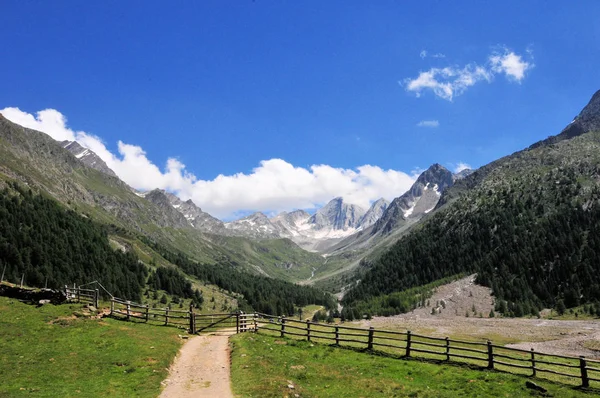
[
  {"left": 0, "top": 297, "right": 183, "bottom": 397},
  {"left": 298, "top": 304, "right": 324, "bottom": 320},
  {"left": 231, "top": 333, "right": 596, "bottom": 397}
]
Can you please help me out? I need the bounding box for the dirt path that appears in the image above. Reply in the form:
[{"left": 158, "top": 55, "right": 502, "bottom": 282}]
[{"left": 159, "top": 331, "right": 234, "bottom": 398}]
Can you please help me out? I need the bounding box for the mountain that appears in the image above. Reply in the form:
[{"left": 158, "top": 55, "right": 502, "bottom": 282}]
[
  {"left": 224, "top": 212, "right": 281, "bottom": 239},
  {"left": 142, "top": 188, "right": 228, "bottom": 235},
  {"left": 141, "top": 189, "right": 192, "bottom": 228},
  {"left": 342, "top": 89, "right": 600, "bottom": 317},
  {"left": 306, "top": 164, "right": 459, "bottom": 288},
  {"left": 219, "top": 197, "right": 381, "bottom": 252},
  {"left": 61, "top": 140, "right": 118, "bottom": 178},
  {"left": 372, "top": 163, "right": 454, "bottom": 235},
  {"left": 309, "top": 197, "right": 366, "bottom": 231},
  {"left": 357, "top": 198, "right": 389, "bottom": 229},
  {"left": 271, "top": 210, "right": 312, "bottom": 238}
]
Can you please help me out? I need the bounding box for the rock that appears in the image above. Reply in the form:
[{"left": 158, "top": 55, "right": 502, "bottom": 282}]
[
  {"left": 525, "top": 381, "right": 547, "bottom": 393},
  {"left": 288, "top": 384, "right": 295, "bottom": 390},
  {"left": 38, "top": 299, "right": 51, "bottom": 306}
]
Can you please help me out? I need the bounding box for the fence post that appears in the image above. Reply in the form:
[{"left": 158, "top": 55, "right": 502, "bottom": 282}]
[
  {"left": 406, "top": 331, "right": 411, "bottom": 357},
  {"left": 306, "top": 320, "right": 311, "bottom": 342},
  {"left": 367, "top": 327, "right": 374, "bottom": 350},
  {"left": 280, "top": 316, "right": 286, "bottom": 338},
  {"left": 126, "top": 301, "right": 131, "bottom": 321},
  {"left": 94, "top": 289, "right": 99, "bottom": 308},
  {"left": 254, "top": 312, "right": 258, "bottom": 332},
  {"left": 189, "top": 304, "right": 195, "bottom": 334},
  {"left": 530, "top": 348, "right": 536, "bottom": 377},
  {"left": 145, "top": 305, "right": 149, "bottom": 322},
  {"left": 110, "top": 298, "right": 114, "bottom": 316},
  {"left": 76, "top": 284, "right": 80, "bottom": 302},
  {"left": 445, "top": 337, "right": 450, "bottom": 361},
  {"left": 487, "top": 341, "right": 494, "bottom": 369},
  {"left": 236, "top": 313, "right": 240, "bottom": 334},
  {"left": 165, "top": 307, "right": 169, "bottom": 326},
  {"left": 335, "top": 326, "right": 339, "bottom": 346},
  {"left": 580, "top": 356, "right": 589, "bottom": 388}
]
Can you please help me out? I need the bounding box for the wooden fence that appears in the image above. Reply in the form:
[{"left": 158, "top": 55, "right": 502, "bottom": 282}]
[
  {"left": 62, "top": 287, "right": 598, "bottom": 390},
  {"left": 251, "top": 313, "right": 600, "bottom": 389},
  {"left": 109, "top": 296, "right": 255, "bottom": 334},
  {"left": 64, "top": 285, "right": 99, "bottom": 308}
]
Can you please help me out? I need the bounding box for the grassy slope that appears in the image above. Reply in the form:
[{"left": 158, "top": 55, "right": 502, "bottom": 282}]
[
  {"left": 231, "top": 333, "right": 594, "bottom": 397},
  {"left": 0, "top": 297, "right": 182, "bottom": 397}
]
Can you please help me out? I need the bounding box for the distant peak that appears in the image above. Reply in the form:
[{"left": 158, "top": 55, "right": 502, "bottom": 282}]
[{"left": 427, "top": 163, "right": 448, "bottom": 172}]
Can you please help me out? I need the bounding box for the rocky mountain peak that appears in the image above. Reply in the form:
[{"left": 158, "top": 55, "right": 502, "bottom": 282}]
[
  {"left": 372, "top": 163, "right": 454, "bottom": 235},
  {"left": 61, "top": 140, "right": 118, "bottom": 178},
  {"left": 309, "top": 197, "right": 366, "bottom": 231}
]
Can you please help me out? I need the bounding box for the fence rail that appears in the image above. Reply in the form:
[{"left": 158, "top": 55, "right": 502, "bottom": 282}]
[
  {"left": 61, "top": 286, "right": 599, "bottom": 390},
  {"left": 64, "top": 285, "right": 99, "bottom": 308},
  {"left": 249, "top": 312, "right": 599, "bottom": 389}
]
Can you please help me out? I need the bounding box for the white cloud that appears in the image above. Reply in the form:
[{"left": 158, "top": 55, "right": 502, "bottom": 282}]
[
  {"left": 419, "top": 50, "right": 427, "bottom": 59},
  {"left": 453, "top": 162, "right": 471, "bottom": 173},
  {"left": 416, "top": 120, "right": 440, "bottom": 128},
  {"left": 1, "top": 107, "right": 417, "bottom": 219},
  {"left": 489, "top": 50, "right": 533, "bottom": 82},
  {"left": 404, "top": 47, "right": 533, "bottom": 101},
  {"left": 404, "top": 65, "right": 492, "bottom": 101}
]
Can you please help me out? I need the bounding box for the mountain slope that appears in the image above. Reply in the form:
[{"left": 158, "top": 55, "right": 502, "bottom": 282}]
[
  {"left": 357, "top": 198, "right": 389, "bottom": 229},
  {"left": 0, "top": 113, "right": 324, "bottom": 281},
  {"left": 343, "top": 89, "right": 600, "bottom": 316},
  {"left": 61, "top": 140, "right": 118, "bottom": 178}
]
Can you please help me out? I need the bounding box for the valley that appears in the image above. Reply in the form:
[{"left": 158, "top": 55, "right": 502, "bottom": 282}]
[{"left": 2, "top": 3, "right": 600, "bottom": 396}]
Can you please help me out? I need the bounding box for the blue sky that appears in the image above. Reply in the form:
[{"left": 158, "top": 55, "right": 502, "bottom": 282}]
[{"left": 1, "top": 1, "right": 599, "bottom": 219}]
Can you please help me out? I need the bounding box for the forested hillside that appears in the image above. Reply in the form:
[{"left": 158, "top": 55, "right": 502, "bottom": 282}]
[
  {"left": 344, "top": 121, "right": 600, "bottom": 317},
  {"left": 0, "top": 182, "right": 147, "bottom": 300}
]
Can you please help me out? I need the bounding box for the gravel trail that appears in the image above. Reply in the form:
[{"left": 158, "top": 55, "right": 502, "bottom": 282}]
[{"left": 159, "top": 331, "right": 234, "bottom": 398}]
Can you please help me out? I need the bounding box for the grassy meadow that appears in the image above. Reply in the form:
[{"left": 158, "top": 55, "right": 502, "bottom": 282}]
[
  {"left": 0, "top": 297, "right": 182, "bottom": 397},
  {"left": 230, "top": 333, "right": 597, "bottom": 397}
]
